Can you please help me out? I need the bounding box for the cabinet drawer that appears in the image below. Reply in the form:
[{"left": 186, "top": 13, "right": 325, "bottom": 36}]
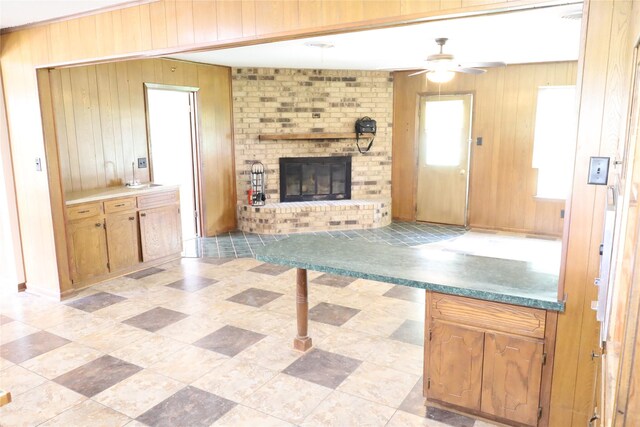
[
  {"left": 430, "top": 293, "right": 546, "bottom": 338},
  {"left": 67, "top": 202, "right": 103, "bottom": 221},
  {"left": 137, "top": 191, "right": 178, "bottom": 209},
  {"left": 104, "top": 197, "right": 136, "bottom": 214}
]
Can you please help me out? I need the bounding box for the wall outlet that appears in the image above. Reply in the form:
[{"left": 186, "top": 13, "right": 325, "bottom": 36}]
[
  {"left": 137, "top": 157, "right": 148, "bottom": 168},
  {"left": 587, "top": 157, "right": 610, "bottom": 185},
  {"left": 476, "top": 137, "right": 483, "bottom": 146}
]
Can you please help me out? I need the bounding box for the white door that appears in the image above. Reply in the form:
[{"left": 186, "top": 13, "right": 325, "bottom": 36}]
[
  {"left": 146, "top": 88, "right": 199, "bottom": 241},
  {"left": 416, "top": 94, "right": 473, "bottom": 226}
]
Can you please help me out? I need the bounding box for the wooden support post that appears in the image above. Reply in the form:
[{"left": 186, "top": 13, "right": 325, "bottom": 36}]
[
  {"left": 0, "top": 389, "right": 11, "bottom": 407},
  {"left": 294, "top": 268, "right": 312, "bottom": 351}
]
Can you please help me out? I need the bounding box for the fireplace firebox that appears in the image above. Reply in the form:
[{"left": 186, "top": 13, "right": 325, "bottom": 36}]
[{"left": 279, "top": 156, "right": 351, "bottom": 202}]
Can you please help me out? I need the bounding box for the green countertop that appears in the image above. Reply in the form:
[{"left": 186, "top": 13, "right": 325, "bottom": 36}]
[{"left": 254, "top": 235, "right": 564, "bottom": 312}]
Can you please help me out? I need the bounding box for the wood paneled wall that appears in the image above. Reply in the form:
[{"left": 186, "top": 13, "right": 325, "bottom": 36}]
[
  {"left": 549, "top": 0, "right": 637, "bottom": 425},
  {"left": 2, "top": 0, "right": 543, "bottom": 297},
  {"left": 392, "top": 61, "right": 577, "bottom": 236},
  {"left": 48, "top": 58, "right": 236, "bottom": 237},
  {"left": 0, "top": 70, "right": 25, "bottom": 289}
]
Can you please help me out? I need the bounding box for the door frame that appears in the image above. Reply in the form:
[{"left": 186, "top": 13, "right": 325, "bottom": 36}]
[
  {"left": 143, "top": 83, "right": 203, "bottom": 238},
  {"left": 414, "top": 90, "right": 475, "bottom": 226}
]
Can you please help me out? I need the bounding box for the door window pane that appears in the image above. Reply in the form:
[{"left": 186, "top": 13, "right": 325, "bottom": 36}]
[{"left": 423, "top": 99, "right": 464, "bottom": 166}]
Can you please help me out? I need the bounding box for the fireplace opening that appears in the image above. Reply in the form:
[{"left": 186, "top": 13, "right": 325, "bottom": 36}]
[{"left": 280, "top": 156, "right": 352, "bottom": 202}]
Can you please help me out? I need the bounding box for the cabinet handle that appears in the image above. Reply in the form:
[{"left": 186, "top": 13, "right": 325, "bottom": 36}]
[
  {"left": 114, "top": 203, "right": 125, "bottom": 207},
  {"left": 95, "top": 223, "right": 102, "bottom": 228},
  {"left": 140, "top": 213, "right": 146, "bottom": 217},
  {"left": 128, "top": 216, "right": 135, "bottom": 221},
  {"left": 78, "top": 210, "right": 89, "bottom": 214}
]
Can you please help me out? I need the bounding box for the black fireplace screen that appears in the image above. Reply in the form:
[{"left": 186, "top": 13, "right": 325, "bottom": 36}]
[{"left": 279, "top": 156, "right": 351, "bottom": 202}]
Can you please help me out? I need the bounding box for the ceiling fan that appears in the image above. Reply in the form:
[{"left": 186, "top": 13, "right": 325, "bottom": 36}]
[{"left": 410, "top": 38, "right": 506, "bottom": 82}]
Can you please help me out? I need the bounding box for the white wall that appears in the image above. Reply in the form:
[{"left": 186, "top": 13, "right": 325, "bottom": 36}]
[{"left": 0, "top": 71, "right": 25, "bottom": 291}]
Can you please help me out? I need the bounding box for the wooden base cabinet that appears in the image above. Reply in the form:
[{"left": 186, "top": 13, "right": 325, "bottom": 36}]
[
  {"left": 429, "top": 321, "right": 483, "bottom": 411},
  {"left": 67, "top": 217, "right": 109, "bottom": 281},
  {"left": 105, "top": 212, "right": 140, "bottom": 271},
  {"left": 66, "top": 190, "right": 181, "bottom": 288},
  {"left": 139, "top": 205, "right": 182, "bottom": 262},
  {"left": 425, "top": 292, "right": 553, "bottom": 427},
  {"left": 481, "top": 332, "right": 544, "bottom": 426}
]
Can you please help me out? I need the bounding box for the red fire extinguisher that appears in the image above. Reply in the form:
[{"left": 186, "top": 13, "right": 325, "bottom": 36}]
[{"left": 247, "top": 188, "right": 253, "bottom": 205}]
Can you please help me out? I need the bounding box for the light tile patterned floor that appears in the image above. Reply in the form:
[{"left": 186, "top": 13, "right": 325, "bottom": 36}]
[{"left": 0, "top": 256, "right": 505, "bottom": 427}]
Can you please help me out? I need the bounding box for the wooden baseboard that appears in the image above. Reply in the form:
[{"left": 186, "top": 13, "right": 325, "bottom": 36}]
[
  {"left": 469, "top": 225, "right": 562, "bottom": 239},
  {"left": 17, "top": 282, "right": 26, "bottom": 292}
]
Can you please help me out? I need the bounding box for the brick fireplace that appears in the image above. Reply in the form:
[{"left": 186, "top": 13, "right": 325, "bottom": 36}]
[{"left": 232, "top": 68, "right": 393, "bottom": 234}]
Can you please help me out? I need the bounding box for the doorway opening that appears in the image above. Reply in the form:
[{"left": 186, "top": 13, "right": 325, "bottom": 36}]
[
  {"left": 416, "top": 93, "right": 473, "bottom": 226},
  {"left": 145, "top": 84, "right": 201, "bottom": 242}
]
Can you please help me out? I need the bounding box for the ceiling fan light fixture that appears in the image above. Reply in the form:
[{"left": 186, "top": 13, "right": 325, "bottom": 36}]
[{"left": 426, "top": 70, "right": 455, "bottom": 83}]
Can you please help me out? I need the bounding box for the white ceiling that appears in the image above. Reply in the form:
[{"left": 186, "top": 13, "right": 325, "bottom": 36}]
[
  {"left": 0, "top": 0, "right": 133, "bottom": 29},
  {"left": 170, "top": 4, "right": 582, "bottom": 71}
]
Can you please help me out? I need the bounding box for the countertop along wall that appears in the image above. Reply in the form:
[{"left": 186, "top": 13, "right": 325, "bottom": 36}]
[{"left": 231, "top": 68, "right": 393, "bottom": 204}]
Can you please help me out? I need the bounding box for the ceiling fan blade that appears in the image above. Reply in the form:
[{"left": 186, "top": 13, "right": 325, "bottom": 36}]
[
  {"left": 452, "top": 67, "right": 487, "bottom": 75},
  {"left": 408, "top": 69, "right": 430, "bottom": 77},
  {"left": 461, "top": 61, "right": 507, "bottom": 68}
]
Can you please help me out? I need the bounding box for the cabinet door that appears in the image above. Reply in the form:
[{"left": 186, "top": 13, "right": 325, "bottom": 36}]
[
  {"left": 68, "top": 218, "right": 109, "bottom": 281},
  {"left": 428, "top": 321, "right": 484, "bottom": 410},
  {"left": 481, "top": 332, "right": 544, "bottom": 426},
  {"left": 106, "top": 212, "right": 140, "bottom": 271},
  {"left": 139, "top": 205, "right": 182, "bottom": 262}
]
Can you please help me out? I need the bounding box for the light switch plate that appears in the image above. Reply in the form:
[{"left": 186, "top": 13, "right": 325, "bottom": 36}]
[
  {"left": 588, "top": 157, "right": 609, "bottom": 185},
  {"left": 35, "top": 157, "right": 42, "bottom": 171}
]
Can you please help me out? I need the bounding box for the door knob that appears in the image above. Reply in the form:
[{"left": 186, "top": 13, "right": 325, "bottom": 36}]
[
  {"left": 140, "top": 213, "right": 146, "bottom": 217},
  {"left": 459, "top": 169, "right": 466, "bottom": 175},
  {"left": 95, "top": 223, "right": 102, "bottom": 228}
]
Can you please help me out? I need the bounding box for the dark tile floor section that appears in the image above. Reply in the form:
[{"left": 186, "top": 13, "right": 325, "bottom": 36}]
[
  {"left": 0, "top": 314, "right": 14, "bottom": 325},
  {"left": 122, "top": 307, "right": 188, "bottom": 333},
  {"left": 226, "top": 287, "right": 283, "bottom": 308},
  {"left": 53, "top": 355, "right": 142, "bottom": 397},
  {"left": 309, "top": 302, "right": 360, "bottom": 327},
  {"left": 249, "top": 263, "right": 292, "bottom": 276},
  {"left": 399, "top": 378, "right": 477, "bottom": 427},
  {"left": 193, "top": 325, "right": 266, "bottom": 357},
  {"left": 383, "top": 285, "right": 426, "bottom": 303},
  {"left": 136, "top": 386, "right": 236, "bottom": 427},
  {"left": 166, "top": 276, "right": 218, "bottom": 292},
  {"left": 126, "top": 267, "right": 165, "bottom": 279},
  {"left": 399, "top": 377, "right": 426, "bottom": 417},
  {"left": 283, "top": 348, "right": 361, "bottom": 389},
  {"left": 311, "top": 273, "right": 357, "bottom": 288},
  {"left": 66, "top": 291, "right": 126, "bottom": 312},
  {"left": 197, "top": 257, "right": 235, "bottom": 266},
  {"left": 0, "top": 331, "right": 70, "bottom": 364},
  {"left": 390, "top": 319, "right": 425, "bottom": 346},
  {"left": 427, "top": 406, "right": 476, "bottom": 427},
  {"left": 182, "top": 221, "right": 466, "bottom": 259}
]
